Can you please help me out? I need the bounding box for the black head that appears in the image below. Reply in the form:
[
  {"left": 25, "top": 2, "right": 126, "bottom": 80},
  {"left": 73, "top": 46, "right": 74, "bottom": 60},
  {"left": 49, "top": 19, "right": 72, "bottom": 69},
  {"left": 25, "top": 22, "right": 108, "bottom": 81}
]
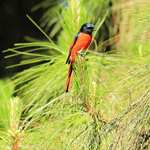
[{"left": 80, "top": 23, "right": 96, "bottom": 35}]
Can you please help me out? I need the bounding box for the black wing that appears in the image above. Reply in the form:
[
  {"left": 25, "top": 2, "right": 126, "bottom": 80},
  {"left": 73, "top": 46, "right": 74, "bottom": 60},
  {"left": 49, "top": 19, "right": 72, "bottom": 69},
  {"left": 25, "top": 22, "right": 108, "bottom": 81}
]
[{"left": 66, "top": 31, "right": 81, "bottom": 64}]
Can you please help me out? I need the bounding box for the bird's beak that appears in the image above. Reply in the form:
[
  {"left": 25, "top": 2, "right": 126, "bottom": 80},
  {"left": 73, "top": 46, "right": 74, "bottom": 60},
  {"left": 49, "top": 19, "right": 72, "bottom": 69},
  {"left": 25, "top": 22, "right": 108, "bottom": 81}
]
[{"left": 93, "top": 28, "right": 97, "bottom": 31}]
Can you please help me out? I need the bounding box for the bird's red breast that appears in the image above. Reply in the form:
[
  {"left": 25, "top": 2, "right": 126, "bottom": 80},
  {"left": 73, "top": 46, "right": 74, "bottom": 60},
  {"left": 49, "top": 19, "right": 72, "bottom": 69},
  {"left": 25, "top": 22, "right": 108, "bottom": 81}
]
[{"left": 70, "top": 32, "right": 92, "bottom": 63}]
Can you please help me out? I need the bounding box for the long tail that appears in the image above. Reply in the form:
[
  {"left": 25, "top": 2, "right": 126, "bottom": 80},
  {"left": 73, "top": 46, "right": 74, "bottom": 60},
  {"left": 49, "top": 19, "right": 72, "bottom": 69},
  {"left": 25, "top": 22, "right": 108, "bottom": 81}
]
[{"left": 65, "top": 62, "right": 73, "bottom": 92}]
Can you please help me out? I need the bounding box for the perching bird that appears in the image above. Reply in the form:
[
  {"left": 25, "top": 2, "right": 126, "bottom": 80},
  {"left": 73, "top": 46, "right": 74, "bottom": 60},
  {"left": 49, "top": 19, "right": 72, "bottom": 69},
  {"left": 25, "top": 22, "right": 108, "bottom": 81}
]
[{"left": 65, "top": 23, "right": 96, "bottom": 92}]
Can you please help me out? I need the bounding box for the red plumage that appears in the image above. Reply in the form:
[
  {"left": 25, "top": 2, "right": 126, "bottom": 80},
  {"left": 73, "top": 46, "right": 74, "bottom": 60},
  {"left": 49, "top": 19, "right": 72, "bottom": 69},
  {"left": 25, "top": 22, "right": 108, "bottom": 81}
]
[{"left": 70, "top": 33, "right": 92, "bottom": 63}]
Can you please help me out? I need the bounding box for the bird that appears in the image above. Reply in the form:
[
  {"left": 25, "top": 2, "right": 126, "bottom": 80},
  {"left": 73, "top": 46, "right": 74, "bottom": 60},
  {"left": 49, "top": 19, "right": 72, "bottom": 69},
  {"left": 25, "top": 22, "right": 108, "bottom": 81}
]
[{"left": 65, "top": 23, "right": 96, "bottom": 92}]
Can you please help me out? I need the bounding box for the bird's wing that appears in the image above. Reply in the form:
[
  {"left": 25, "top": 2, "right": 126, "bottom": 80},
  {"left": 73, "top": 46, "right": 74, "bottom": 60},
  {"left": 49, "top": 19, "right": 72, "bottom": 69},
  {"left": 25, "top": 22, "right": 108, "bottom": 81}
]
[{"left": 66, "top": 32, "right": 81, "bottom": 64}]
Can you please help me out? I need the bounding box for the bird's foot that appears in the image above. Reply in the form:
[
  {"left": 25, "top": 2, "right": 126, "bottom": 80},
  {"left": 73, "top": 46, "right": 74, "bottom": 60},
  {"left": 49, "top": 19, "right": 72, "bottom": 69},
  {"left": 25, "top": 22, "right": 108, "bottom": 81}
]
[
  {"left": 85, "top": 57, "right": 89, "bottom": 61},
  {"left": 79, "top": 53, "right": 84, "bottom": 57},
  {"left": 78, "top": 52, "right": 89, "bottom": 61}
]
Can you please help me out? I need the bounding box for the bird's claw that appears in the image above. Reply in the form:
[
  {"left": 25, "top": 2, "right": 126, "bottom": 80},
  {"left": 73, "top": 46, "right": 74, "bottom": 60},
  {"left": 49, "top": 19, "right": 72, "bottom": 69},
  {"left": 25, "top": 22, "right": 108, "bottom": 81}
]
[
  {"left": 78, "top": 52, "right": 89, "bottom": 61},
  {"left": 80, "top": 53, "right": 84, "bottom": 57},
  {"left": 85, "top": 57, "right": 89, "bottom": 61}
]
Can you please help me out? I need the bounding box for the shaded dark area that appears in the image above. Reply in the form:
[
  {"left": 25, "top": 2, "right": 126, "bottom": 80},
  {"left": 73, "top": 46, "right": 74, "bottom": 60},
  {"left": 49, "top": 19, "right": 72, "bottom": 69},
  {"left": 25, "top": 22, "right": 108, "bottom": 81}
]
[{"left": 0, "top": 0, "right": 43, "bottom": 78}]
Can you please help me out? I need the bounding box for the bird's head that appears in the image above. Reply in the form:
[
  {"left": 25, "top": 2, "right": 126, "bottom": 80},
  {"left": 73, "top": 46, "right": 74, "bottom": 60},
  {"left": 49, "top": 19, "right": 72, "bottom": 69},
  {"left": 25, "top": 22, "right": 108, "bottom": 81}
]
[{"left": 80, "top": 23, "right": 97, "bottom": 35}]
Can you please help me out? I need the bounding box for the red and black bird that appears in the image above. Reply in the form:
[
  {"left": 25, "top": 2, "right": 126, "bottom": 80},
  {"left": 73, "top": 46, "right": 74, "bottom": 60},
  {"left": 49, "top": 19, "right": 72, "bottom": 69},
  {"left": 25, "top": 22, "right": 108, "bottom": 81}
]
[{"left": 65, "top": 23, "right": 96, "bottom": 92}]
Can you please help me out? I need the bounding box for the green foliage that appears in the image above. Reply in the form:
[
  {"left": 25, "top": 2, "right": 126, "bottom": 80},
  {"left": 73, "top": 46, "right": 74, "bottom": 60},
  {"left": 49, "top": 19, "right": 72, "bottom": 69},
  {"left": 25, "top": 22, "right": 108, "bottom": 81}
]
[
  {"left": 0, "top": 78, "right": 14, "bottom": 130},
  {"left": 1, "top": 0, "right": 150, "bottom": 149},
  {"left": 0, "top": 81, "right": 23, "bottom": 149}
]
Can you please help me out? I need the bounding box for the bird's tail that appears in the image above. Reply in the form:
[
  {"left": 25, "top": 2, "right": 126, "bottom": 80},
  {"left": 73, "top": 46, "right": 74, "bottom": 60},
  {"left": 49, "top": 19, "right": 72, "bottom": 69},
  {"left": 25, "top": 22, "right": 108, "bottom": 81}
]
[{"left": 65, "top": 62, "right": 73, "bottom": 92}]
